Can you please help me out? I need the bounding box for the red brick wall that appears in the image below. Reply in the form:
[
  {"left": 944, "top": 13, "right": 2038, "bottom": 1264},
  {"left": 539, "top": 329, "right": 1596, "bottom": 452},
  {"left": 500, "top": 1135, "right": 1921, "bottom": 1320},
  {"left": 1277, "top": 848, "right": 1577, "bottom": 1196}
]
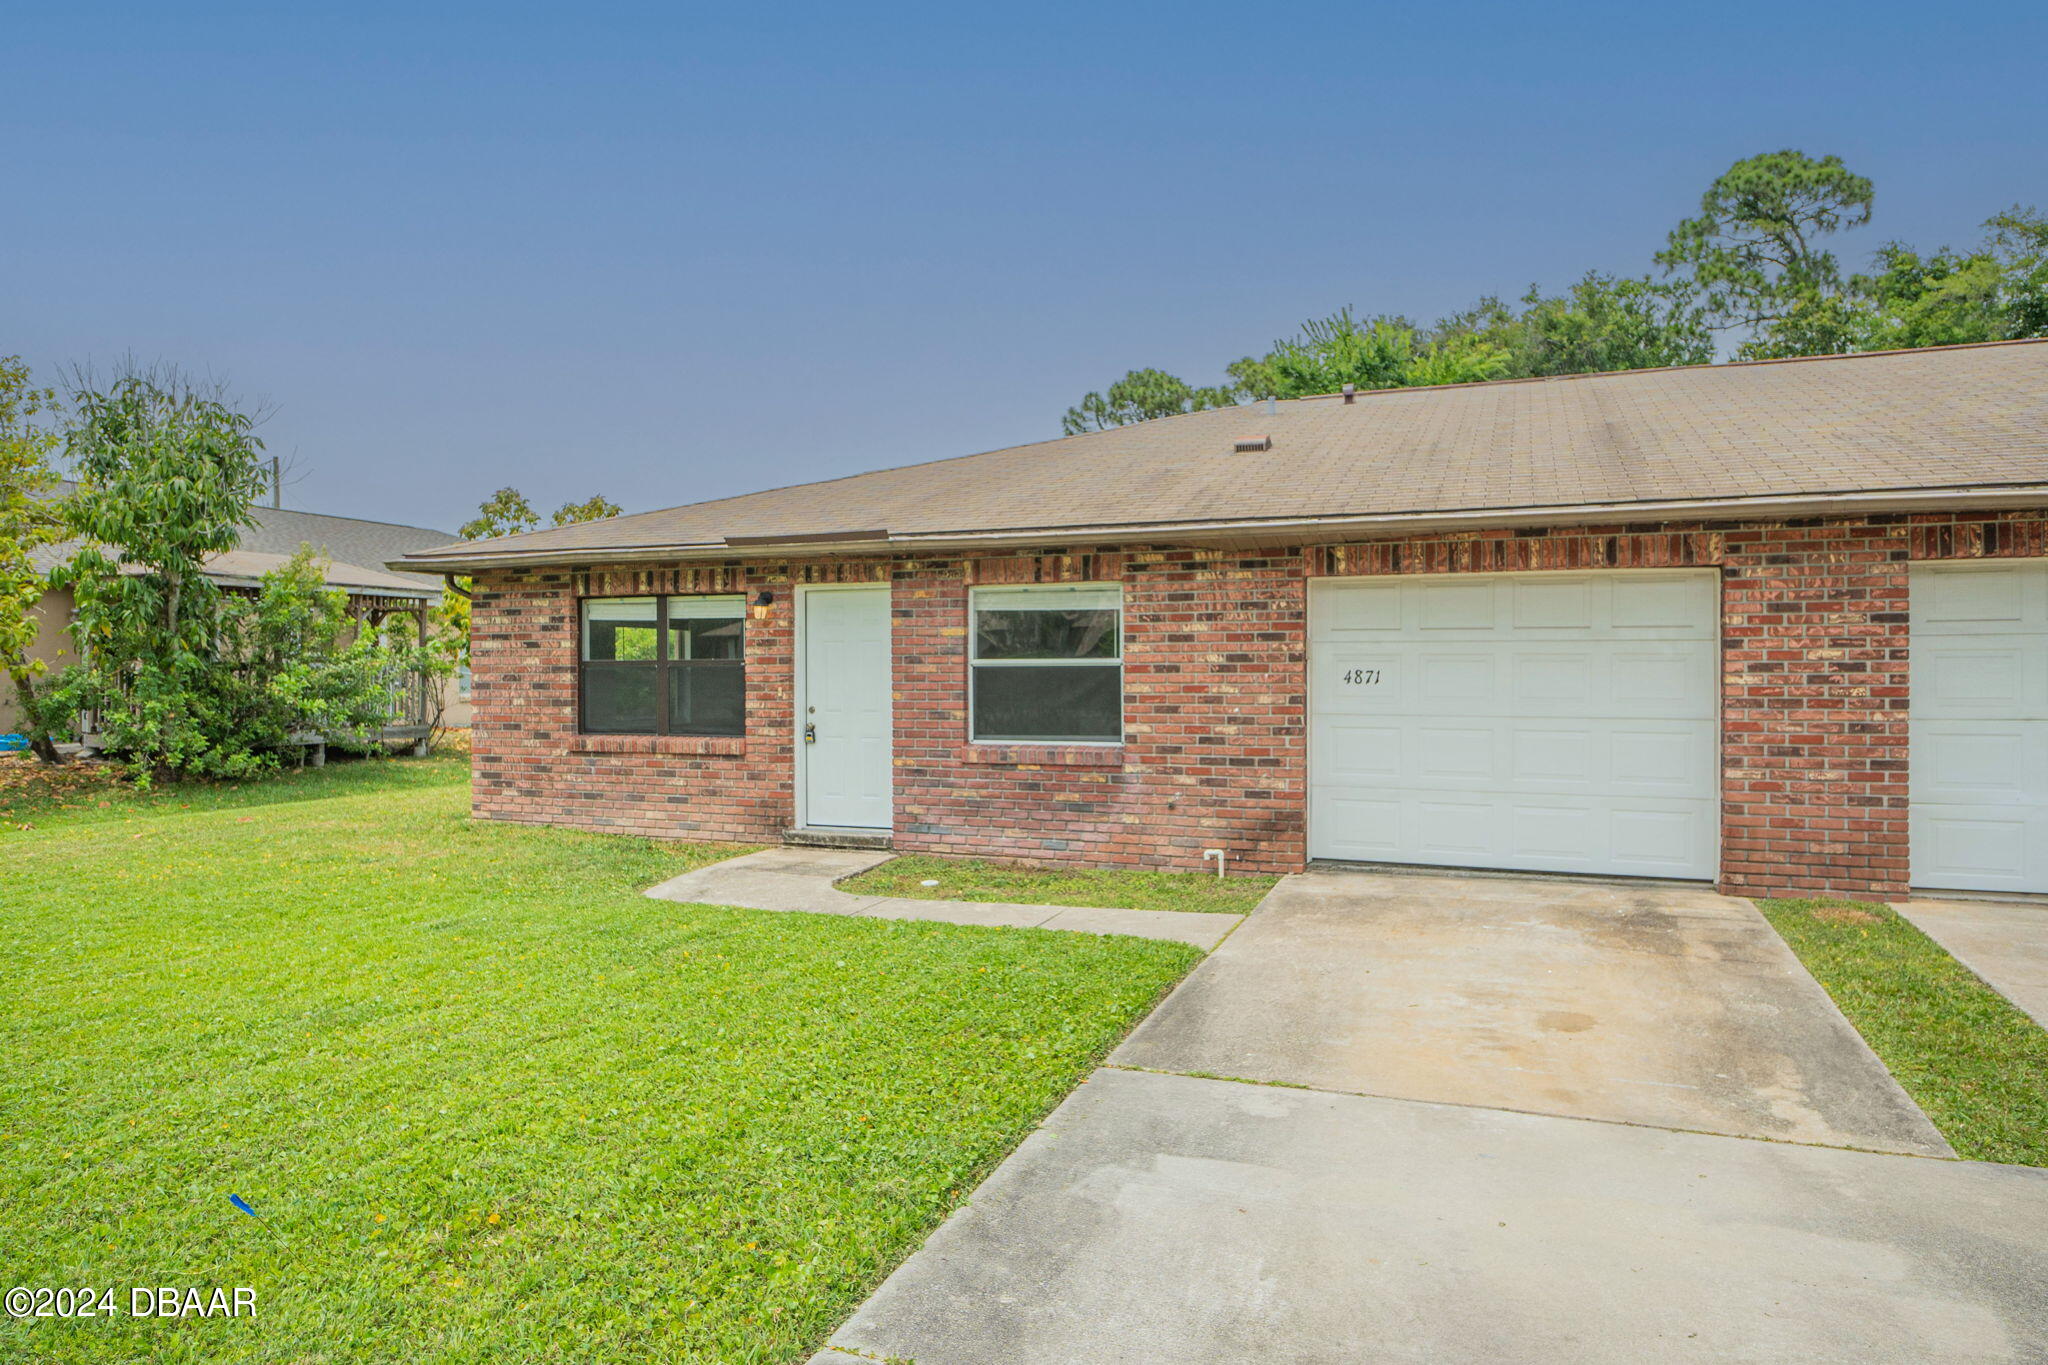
[
  {"left": 469, "top": 562, "right": 796, "bottom": 841},
  {"left": 890, "top": 549, "right": 1306, "bottom": 873},
  {"left": 1716, "top": 520, "right": 1911, "bottom": 900},
  {"left": 470, "top": 547, "right": 1307, "bottom": 870},
  {"left": 467, "top": 508, "right": 2048, "bottom": 899}
]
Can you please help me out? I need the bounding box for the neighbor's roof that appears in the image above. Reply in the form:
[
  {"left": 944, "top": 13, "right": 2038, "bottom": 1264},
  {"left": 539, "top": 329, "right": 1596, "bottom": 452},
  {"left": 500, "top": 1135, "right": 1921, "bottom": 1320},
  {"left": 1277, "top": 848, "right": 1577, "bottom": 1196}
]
[
  {"left": 399, "top": 340, "right": 2048, "bottom": 570},
  {"left": 190, "top": 550, "right": 438, "bottom": 599},
  {"left": 36, "top": 485, "right": 456, "bottom": 598}
]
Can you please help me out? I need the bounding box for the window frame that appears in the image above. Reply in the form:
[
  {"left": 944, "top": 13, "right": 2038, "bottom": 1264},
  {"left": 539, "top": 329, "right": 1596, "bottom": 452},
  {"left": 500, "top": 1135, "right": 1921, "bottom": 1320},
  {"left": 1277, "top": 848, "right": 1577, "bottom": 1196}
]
[
  {"left": 577, "top": 594, "right": 746, "bottom": 737},
  {"left": 967, "top": 584, "right": 1125, "bottom": 745}
]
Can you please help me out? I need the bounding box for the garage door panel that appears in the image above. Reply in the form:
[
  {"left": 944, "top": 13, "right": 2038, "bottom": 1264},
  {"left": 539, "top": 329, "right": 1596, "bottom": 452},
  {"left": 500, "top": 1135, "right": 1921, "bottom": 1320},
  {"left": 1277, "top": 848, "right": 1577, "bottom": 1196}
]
[
  {"left": 1415, "top": 726, "right": 1496, "bottom": 782},
  {"left": 1611, "top": 572, "right": 1718, "bottom": 633},
  {"left": 1911, "top": 562, "right": 2048, "bottom": 893},
  {"left": 1420, "top": 652, "right": 1496, "bottom": 703},
  {"left": 1613, "top": 649, "right": 1708, "bottom": 710},
  {"left": 1311, "top": 571, "right": 1719, "bottom": 878},
  {"left": 1313, "top": 793, "right": 1405, "bottom": 861},
  {"left": 1512, "top": 577, "right": 1593, "bottom": 630},
  {"left": 1512, "top": 728, "right": 1594, "bottom": 786},
  {"left": 1921, "top": 650, "right": 2030, "bottom": 714},
  {"left": 1510, "top": 802, "right": 1595, "bottom": 860},
  {"left": 1911, "top": 723, "right": 2042, "bottom": 802},
  {"left": 1911, "top": 804, "right": 2048, "bottom": 892},
  {"left": 1608, "top": 724, "right": 1714, "bottom": 794},
  {"left": 1418, "top": 800, "right": 1493, "bottom": 856},
  {"left": 1419, "top": 579, "right": 1497, "bottom": 630},
  {"left": 1915, "top": 562, "right": 2047, "bottom": 634},
  {"left": 1514, "top": 652, "right": 1598, "bottom": 706},
  {"left": 1610, "top": 806, "right": 1708, "bottom": 872},
  {"left": 1323, "top": 720, "right": 1402, "bottom": 782},
  {"left": 1326, "top": 579, "right": 1403, "bottom": 632}
]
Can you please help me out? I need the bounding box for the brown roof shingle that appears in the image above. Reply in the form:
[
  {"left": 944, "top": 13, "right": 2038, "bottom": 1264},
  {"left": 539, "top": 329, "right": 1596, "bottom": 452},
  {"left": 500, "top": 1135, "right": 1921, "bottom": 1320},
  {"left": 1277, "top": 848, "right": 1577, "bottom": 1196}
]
[{"left": 401, "top": 340, "right": 2048, "bottom": 568}]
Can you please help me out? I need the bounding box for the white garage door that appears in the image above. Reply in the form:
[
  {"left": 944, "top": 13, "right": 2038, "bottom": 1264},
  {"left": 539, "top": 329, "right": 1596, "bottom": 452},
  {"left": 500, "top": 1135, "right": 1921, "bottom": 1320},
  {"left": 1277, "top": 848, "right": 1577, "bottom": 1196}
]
[
  {"left": 1910, "top": 562, "right": 2048, "bottom": 894},
  {"left": 1310, "top": 570, "right": 1720, "bottom": 878}
]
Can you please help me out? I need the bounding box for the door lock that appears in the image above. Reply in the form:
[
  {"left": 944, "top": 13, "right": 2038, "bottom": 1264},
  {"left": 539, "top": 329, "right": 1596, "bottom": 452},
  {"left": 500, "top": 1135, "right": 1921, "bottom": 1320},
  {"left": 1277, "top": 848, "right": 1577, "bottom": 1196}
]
[{"left": 804, "top": 722, "right": 817, "bottom": 744}]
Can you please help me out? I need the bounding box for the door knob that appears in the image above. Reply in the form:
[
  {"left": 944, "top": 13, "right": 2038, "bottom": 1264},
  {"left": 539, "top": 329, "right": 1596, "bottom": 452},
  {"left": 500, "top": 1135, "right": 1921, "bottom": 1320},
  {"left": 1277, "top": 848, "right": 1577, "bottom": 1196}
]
[{"left": 804, "top": 722, "right": 817, "bottom": 743}]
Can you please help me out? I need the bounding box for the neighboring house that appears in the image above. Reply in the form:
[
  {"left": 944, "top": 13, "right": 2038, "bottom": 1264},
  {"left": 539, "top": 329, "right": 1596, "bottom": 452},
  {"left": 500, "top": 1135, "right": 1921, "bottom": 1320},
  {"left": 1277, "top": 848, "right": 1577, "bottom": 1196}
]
[
  {"left": 398, "top": 340, "right": 2048, "bottom": 902},
  {"left": 6, "top": 486, "right": 472, "bottom": 737}
]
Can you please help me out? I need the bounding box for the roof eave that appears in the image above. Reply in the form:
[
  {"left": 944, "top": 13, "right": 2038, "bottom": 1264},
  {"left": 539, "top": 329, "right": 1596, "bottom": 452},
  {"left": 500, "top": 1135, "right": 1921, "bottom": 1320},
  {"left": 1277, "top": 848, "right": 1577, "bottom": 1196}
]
[{"left": 394, "top": 482, "right": 2048, "bottom": 572}]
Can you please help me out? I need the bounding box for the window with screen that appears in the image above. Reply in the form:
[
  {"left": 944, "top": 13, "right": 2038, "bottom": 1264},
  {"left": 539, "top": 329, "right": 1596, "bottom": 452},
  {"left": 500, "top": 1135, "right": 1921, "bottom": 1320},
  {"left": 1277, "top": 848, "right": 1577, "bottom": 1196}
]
[
  {"left": 969, "top": 585, "right": 1122, "bottom": 743},
  {"left": 580, "top": 596, "right": 745, "bottom": 735}
]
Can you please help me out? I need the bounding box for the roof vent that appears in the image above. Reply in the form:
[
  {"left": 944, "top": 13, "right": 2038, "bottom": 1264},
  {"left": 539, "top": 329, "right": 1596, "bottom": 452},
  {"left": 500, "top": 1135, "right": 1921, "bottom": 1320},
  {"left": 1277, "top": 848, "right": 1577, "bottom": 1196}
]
[{"left": 1233, "top": 435, "right": 1272, "bottom": 453}]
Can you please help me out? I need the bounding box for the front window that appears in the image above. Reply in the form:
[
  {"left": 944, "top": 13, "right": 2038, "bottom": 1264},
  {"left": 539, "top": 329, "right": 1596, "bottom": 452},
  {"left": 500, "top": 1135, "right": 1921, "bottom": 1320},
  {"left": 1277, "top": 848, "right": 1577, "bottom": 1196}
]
[
  {"left": 580, "top": 595, "right": 745, "bottom": 735},
  {"left": 970, "top": 585, "right": 1122, "bottom": 743}
]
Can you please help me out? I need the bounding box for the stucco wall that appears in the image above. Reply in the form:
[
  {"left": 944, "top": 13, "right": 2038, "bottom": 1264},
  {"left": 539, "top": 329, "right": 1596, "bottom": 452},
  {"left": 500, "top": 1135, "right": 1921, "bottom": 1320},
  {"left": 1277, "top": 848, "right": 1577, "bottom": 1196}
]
[{"left": 0, "top": 587, "right": 76, "bottom": 734}]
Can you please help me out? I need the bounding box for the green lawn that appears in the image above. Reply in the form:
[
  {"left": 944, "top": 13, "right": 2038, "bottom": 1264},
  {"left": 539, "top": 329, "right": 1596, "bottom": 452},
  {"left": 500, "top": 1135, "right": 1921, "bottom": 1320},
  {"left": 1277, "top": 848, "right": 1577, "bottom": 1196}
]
[
  {"left": 1759, "top": 898, "right": 2048, "bottom": 1167},
  {"left": 838, "top": 853, "right": 1276, "bottom": 915},
  {"left": 0, "top": 755, "right": 1200, "bottom": 1362}
]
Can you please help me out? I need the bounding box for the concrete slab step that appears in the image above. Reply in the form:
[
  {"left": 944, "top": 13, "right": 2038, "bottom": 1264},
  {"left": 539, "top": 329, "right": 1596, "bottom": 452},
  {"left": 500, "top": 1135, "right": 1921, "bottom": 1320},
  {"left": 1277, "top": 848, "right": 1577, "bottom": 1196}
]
[{"left": 782, "top": 827, "right": 893, "bottom": 851}]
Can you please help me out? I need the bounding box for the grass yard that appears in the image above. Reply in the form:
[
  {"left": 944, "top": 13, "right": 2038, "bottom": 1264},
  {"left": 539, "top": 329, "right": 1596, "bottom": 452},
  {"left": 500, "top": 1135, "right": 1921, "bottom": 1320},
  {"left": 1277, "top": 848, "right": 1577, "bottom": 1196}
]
[
  {"left": 838, "top": 852, "right": 1277, "bottom": 915},
  {"left": 0, "top": 754, "right": 1201, "bottom": 1362},
  {"left": 1760, "top": 898, "right": 2048, "bottom": 1167}
]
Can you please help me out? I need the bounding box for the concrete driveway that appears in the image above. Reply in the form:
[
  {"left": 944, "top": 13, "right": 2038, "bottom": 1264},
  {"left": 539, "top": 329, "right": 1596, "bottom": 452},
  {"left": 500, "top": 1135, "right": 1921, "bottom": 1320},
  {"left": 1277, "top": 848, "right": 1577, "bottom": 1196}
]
[
  {"left": 1899, "top": 898, "right": 2048, "bottom": 1031},
  {"left": 810, "top": 870, "right": 2048, "bottom": 1364},
  {"left": 818, "top": 1070, "right": 2048, "bottom": 1365},
  {"left": 1115, "top": 869, "right": 1948, "bottom": 1154}
]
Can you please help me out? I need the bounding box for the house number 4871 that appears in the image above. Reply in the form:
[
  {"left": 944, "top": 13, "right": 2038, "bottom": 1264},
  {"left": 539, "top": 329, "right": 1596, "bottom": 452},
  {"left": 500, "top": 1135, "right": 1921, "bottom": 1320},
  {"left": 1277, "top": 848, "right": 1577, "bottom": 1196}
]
[{"left": 1341, "top": 668, "right": 1382, "bottom": 686}]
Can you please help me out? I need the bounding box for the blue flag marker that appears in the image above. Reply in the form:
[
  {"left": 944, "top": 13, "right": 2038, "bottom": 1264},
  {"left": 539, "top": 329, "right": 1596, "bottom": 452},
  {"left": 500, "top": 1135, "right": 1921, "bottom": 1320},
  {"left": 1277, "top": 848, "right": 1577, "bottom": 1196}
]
[{"left": 229, "top": 1194, "right": 258, "bottom": 1218}]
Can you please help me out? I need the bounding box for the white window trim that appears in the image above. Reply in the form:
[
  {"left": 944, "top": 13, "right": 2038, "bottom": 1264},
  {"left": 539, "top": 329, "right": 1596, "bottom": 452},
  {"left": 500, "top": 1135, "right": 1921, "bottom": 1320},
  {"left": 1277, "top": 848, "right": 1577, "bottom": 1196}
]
[{"left": 968, "top": 583, "right": 1124, "bottom": 745}]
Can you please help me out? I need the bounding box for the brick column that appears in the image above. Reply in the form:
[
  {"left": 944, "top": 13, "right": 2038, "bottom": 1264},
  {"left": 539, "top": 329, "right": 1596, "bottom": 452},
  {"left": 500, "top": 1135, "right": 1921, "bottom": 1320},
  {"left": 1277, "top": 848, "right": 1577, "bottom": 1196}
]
[{"left": 1719, "top": 518, "right": 1911, "bottom": 900}]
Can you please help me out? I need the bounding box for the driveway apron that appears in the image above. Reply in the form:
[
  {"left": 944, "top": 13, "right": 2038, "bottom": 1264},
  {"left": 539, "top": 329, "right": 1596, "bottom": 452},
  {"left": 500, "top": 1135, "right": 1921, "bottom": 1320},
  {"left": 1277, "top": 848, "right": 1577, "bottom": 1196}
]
[{"left": 1113, "top": 870, "right": 1949, "bottom": 1154}]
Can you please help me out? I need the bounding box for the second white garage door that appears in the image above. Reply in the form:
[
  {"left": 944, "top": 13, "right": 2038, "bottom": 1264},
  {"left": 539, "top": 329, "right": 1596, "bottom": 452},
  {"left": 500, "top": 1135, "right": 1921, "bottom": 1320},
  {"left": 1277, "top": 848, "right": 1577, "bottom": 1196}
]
[
  {"left": 1309, "top": 570, "right": 1720, "bottom": 878},
  {"left": 1910, "top": 561, "right": 2048, "bottom": 894}
]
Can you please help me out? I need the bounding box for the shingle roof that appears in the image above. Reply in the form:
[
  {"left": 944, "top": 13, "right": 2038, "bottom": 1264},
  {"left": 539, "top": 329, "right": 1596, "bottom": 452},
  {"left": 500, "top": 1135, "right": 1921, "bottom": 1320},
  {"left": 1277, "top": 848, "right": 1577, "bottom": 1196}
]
[
  {"left": 35, "top": 485, "right": 456, "bottom": 597},
  {"left": 400, "top": 340, "right": 2048, "bottom": 569},
  {"left": 237, "top": 503, "right": 458, "bottom": 590},
  {"left": 195, "top": 550, "right": 438, "bottom": 598}
]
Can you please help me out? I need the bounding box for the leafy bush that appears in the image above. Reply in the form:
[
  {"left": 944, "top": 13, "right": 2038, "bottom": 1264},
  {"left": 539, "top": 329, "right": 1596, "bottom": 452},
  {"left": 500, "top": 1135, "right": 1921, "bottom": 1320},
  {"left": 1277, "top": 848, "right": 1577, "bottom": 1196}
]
[{"left": 32, "top": 370, "right": 436, "bottom": 779}]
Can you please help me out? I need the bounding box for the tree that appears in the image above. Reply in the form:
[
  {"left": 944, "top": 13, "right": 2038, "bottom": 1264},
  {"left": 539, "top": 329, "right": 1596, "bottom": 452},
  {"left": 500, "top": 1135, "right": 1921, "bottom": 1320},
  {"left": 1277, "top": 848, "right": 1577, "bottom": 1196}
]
[
  {"left": 1655, "top": 149, "right": 1875, "bottom": 358},
  {"left": 1850, "top": 206, "right": 2048, "bottom": 350},
  {"left": 435, "top": 486, "right": 624, "bottom": 672},
  {"left": 552, "top": 493, "right": 622, "bottom": 525},
  {"left": 38, "top": 367, "right": 273, "bottom": 775},
  {"left": 1985, "top": 206, "right": 2048, "bottom": 339},
  {"left": 0, "top": 357, "right": 65, "bottom": 761},
  {"left": 1061, "top": 369, "right": 1239, "bottom": 434},
  {"left": 35, "top": 370, "right": 429, "bottom": 779},
  {"left": 1439, "top": 274, "right": 1713, "bottom": 378},
  {"left": 1058, "top": 154, "right": 2032, "bottom": 429},
  {"left": 460, "top": 486, "right": 540, "bottom": 541},
  {"left": 1230, "top": 310, "right": 1509, "bottom": 399}
]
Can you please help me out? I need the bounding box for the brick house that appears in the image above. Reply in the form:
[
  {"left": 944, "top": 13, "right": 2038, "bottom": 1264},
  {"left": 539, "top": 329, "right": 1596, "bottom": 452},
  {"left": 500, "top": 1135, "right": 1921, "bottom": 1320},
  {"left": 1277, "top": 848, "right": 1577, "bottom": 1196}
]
[{"left": 398, "top": 341, "right": 2048, "bottom": 901}]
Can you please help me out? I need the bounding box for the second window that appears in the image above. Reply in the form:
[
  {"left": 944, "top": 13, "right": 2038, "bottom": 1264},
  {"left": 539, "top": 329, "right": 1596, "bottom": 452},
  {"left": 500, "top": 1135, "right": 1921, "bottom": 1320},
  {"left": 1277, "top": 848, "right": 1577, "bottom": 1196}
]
[{"left": 969, "top": 585, "right": 1122, "bottom": 743}]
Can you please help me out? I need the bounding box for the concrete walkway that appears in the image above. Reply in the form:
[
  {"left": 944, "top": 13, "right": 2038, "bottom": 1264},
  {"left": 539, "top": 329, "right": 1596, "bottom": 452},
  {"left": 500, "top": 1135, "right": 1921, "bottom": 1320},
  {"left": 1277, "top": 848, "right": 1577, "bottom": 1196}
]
[
  {"left": 1115, "top": 869, "right": 1949, "bottom": 1154},
  {"left": 1899, "top": 898, "right": 2048, "bottom": 1031},
  {"left": 644, "top": 847, "right": 1240, "bottom": 949}
]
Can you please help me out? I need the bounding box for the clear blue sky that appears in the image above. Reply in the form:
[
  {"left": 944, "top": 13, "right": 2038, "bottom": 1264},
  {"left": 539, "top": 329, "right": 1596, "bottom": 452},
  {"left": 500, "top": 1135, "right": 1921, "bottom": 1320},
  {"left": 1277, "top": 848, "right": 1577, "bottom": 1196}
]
[{"left": 9, "top": 1, "right": 2046, "bottom": 533}]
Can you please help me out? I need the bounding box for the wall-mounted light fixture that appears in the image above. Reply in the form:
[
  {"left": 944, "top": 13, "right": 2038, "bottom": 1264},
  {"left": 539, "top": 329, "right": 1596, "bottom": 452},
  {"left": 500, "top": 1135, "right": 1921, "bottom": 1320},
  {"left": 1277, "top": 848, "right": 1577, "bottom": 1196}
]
[{"left": 751, "top": 589, "right": 776, "bottom": 621}]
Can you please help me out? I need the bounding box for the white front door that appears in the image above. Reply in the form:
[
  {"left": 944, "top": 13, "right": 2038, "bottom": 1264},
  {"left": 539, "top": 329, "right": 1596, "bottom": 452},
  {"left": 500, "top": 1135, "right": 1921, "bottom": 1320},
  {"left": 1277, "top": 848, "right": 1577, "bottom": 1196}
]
[
  {"left": 800, "top": 586, "right": 893, "bottom": 830},
  {"left": 1911, "top": 561, "right": 2048, "bottom": 893},
  {"left": 1309, "top": 570, "right": 1720, "bottom": 878}
]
